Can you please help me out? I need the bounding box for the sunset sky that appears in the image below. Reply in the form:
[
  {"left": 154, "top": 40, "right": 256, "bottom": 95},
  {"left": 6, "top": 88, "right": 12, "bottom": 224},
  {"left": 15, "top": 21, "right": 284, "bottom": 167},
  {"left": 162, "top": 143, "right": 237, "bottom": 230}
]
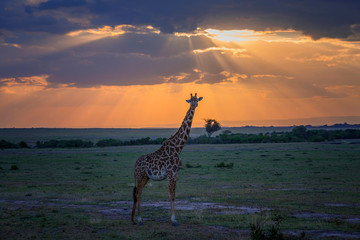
[{"left": 1, "top": 0, "right": 360, "bottom": 128}]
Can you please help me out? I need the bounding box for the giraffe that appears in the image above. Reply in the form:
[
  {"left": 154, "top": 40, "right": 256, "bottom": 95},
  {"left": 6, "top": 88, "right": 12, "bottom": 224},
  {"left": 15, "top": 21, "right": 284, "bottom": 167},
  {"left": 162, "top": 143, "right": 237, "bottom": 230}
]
[{"left": 131, "top": 93, "right": 203, "bottom": 226}]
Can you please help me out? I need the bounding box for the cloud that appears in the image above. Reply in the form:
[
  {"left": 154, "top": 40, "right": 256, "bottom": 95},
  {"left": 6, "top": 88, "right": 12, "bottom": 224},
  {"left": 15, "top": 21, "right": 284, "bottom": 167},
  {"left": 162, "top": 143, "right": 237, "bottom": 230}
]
[
  {"left": 2, "top": 24, "right": 360, "bottom": 98},
  {"left": 193, "top": 46, "right": 246, "bottom": 55},
  {"left": 25, "top": 0, "right": 49, "bottom": 7},
  {"left": 1, "top": 1, "right": 360, "bottom": 128},
  {"left": 1, "top": 0, "right": 360, "bottom": 99},
  {"left": 0, "top": 75, "right": 50, "bottom": 94},
  {"left": 325, "top": 85, "right": 360, "bottom": 98},
  {"left": 0, "top": 24, "right": 216, "bottom": 87},
  {"left": 1, "top": 0, "right": 360, "bottom": 40}
]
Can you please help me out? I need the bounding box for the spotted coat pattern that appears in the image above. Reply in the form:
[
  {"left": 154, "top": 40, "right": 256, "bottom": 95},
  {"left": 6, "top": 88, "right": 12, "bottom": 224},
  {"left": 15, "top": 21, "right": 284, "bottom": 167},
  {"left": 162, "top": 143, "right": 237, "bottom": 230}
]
[{"left": 131, "top": 94, "right": 202, "bottom": 226}]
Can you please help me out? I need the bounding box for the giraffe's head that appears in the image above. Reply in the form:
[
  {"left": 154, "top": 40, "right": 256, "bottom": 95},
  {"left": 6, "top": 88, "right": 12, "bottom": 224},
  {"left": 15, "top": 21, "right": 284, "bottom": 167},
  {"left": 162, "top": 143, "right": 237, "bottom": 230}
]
[{"left": 186, "top": 93, "right": 203, "bottom": 108}]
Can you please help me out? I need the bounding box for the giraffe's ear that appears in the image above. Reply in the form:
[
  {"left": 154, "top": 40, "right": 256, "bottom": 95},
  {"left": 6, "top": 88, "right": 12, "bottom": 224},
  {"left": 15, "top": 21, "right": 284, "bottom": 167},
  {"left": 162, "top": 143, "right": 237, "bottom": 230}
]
[
  {"left": 186, "top": 99, "right": 191, "bottom": 103},
  {"left": 198, "top": 97, "right": 203, "bottom": 101}
]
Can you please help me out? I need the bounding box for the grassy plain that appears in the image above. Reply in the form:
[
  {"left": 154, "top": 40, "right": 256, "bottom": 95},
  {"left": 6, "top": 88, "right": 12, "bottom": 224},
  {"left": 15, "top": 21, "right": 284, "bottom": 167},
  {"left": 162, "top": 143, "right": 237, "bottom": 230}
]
[{"left": 0, "top": 139, "right": 360, "bottom": 239}]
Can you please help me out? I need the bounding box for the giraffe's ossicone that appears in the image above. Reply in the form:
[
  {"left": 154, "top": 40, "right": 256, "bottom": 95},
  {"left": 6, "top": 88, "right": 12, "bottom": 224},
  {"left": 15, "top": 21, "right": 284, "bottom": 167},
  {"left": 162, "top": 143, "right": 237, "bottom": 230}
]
[{"left": 131, "top": 93, "right": 203, "bottom": 226}]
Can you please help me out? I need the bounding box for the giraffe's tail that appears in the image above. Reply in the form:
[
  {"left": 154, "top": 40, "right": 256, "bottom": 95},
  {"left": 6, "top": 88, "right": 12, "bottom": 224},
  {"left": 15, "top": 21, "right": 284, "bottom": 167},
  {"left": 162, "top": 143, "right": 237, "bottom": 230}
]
[
  {"left": 133, "top": 186, "right": 137, "bottom": 203},
  {"left": 133, "top": 177, "right": 137, "bottom": 204},
  {"left": 131, "top": 183, "right": 137, "bottom": 224}
]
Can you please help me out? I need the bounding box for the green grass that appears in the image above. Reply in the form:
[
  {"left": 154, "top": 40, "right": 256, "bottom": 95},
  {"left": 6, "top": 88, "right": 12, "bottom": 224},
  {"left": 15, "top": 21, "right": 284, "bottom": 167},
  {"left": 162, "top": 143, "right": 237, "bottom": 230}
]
[{"left": 1, "top": 142, "right": 360, "bottom": 239}]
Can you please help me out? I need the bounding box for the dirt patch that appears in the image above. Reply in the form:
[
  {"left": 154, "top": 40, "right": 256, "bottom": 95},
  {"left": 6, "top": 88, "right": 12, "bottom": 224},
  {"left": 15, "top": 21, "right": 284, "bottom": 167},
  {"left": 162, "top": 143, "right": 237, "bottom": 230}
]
[
  {"left": 2, "top": 199, "right": 360, "bottom": 239},
  {"left": 347, "top": 218, "right": 360, "bottom": 224},
  {"left": 128, "top": 200, "right": 270, "bottom": 214},
  {"left": 0, "top": 199, "right": 269, "bottom": 217},
  {"left": 104, "top": 200, "right": 270, "bottom": 215},
  {"left": 268, "top": 188, "right": 313, "bottom": 191},
  {"left": 284, "top": 230, "right": 360, "bottom": 239},
  {"left": 293, "top": 212, "right": 337, "bottom": 220},
  {"left": 324, "top": 203, "right": 360, "bottom": 207},
  {"left": 293, "top": 211, "right": 360, "bottom": 224}
]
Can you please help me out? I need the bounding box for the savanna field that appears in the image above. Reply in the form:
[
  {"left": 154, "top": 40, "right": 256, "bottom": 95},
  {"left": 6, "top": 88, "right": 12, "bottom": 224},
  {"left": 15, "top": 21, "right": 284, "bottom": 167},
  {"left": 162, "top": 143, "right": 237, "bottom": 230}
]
[
  {"left": 0, "top": 129, "right": 360, "bottom": 239},
  {"left": 3, "top": 1, "right": 360, "bottom": 240}
]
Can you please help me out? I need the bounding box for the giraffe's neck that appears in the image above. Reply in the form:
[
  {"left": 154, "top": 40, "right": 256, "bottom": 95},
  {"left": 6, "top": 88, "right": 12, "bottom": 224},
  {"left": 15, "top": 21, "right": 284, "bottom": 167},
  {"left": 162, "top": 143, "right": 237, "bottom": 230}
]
[{"left": 166, "top": 106, "right": 195, "bottom": 153}]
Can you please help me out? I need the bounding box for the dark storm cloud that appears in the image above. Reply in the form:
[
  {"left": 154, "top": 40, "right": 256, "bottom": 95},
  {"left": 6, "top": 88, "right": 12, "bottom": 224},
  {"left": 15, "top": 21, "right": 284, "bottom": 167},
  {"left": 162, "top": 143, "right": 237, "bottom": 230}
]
[
  {"left": 73, "top": 32, "right": 214, "bottom": 58},
  {"left": 1, "top": 0, "right": 360, "bottom": 39},
  {"left": 82, "top": 0, "right": 360, "bottom": 40},
  {"left": 44, "top": 51, "right": 197, "bottom": 87},
  {"left": 0, "top": 1, "right": 85, "bottom": 34},
  {"left": 0, "top": 30, "right": 216, "bottom": 86},
  {"left": 1, "top": 0, "right": 360, "bottom": 89}
]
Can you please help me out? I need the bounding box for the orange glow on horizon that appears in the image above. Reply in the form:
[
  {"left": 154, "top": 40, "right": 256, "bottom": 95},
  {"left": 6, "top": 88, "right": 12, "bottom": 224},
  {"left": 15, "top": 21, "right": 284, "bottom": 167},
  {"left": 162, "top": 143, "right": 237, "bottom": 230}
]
[
  {"left": 1, "top": 80, "right": 359, "bottom": 128},
  {"left": 1, "top": 27, "right": 360, "bottom": 128}
]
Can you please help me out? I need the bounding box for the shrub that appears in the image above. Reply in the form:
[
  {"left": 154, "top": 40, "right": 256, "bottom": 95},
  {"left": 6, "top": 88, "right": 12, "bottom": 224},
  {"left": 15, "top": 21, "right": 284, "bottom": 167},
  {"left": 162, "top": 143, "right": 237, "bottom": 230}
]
[
  {"left": 250, "top": 222, "right": 265, "bottom": 240},
  {"left": 96, "top": 138, "right": 123, "bottom": 147},
  {"left": 214, "top": 161, "right": 233, "bottom": 168},
  {"left": 18, "top": 141, "right": 30, "bottom": 148},
  {"left": 96, "top": 137, "right": 166, "bottom": 147},
  {"left": 10, "top": 165, "right": 19, "bottom": 170},
  {"left": 36, "top": 139, "right": 93, "bottom": 148},
  {"left": 185, "top": 163, "right": 202, "bottom": 168},
  {"left": 0, "top": 140, "right": 18, "bottom": 149},
  {"left": 249, "top": 214, "right": 284, "bottom": 240},
  {"left": 188, "top": 126, "right": 360, "bottom": 145}
]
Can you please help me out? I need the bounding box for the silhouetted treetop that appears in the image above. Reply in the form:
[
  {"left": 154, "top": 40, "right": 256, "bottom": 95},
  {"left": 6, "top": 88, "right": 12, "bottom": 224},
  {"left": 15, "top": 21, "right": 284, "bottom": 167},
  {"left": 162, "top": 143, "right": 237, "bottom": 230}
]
[{"left": 204, "top": 119, "right": 221, "bottom": 137}]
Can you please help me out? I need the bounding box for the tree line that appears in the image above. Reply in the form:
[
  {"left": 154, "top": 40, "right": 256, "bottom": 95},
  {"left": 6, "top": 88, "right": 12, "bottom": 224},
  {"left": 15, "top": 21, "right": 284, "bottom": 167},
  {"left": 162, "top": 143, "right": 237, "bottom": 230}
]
[
  {"left": 188, "top": 126, "right": 360, "bottom": 144},
  {"left": 0, "top": 137, "right": 166, "bottom": 149},
  {"left": 1, "top": 126, "right": 360, "bottom": 149}
]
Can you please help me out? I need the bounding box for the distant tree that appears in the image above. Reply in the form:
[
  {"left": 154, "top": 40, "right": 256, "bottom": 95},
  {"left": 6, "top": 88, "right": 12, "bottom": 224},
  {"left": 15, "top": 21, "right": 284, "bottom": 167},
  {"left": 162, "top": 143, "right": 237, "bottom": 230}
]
[
  {"left": 292, "top": 125, "right": 307, "bottom": 139},
  {"left": 18, "top": 141, "right": 30, "bottom": 148},
  {"left": 0, "top": 139, "right": 18, "bottom": 149},
  {"left": 204, "top": 119, "right": 221, "bottom": 137},
  {"left": 222, "top": 130, "right": 232, "bottom": 135}
]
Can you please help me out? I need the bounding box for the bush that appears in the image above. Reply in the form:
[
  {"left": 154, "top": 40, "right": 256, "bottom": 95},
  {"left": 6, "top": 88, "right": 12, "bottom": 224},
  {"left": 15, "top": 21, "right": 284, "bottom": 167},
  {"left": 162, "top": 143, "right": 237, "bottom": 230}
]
[
  {"left": 188, "top": 126, "right": 360, "bottom": 145},
  {"left": 96, "top": 137, "right": 166, "bottom": 147},
  {"left": 185, "top": 163, "right": 202, "bottom": 168},
  {"left": 0, "top": 140, "right": 18, "bottom": 149},
  {"left": 96, "top": 138, "right": 123, "bottom": 147},
  {"left": 10, "top": 165, "right": 19, "bottom": 170},
  {"left": 214, "top": 161, "right": 233, "bottom": 168},
  {"left": 249, "top": 214, "right": 284, "bottom": 240},
  {"left": 36, "top": 139, "right": 93, "bottom": 148},
  {"left": 3, "top": 126, "right": 360, "bottom": 150},
  {"left": 18, "top": 141, "right": 30, "bottom": 148}
]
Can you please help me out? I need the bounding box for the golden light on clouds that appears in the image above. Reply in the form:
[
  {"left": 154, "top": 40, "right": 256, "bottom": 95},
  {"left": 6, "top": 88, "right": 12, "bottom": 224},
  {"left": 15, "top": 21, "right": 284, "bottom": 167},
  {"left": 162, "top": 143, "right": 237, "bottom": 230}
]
[
  {"left": 1, "top": 25, "right": 360, "bottom": 128},
  {"left": 28, "top": 24, "right": 161, "bottom": 57},
  {"left": 204, "top": 28, "right": 310, "bottom": 43},
  {"left": 192, "top": 46, "right": 246, "bottom": 55},
  {"left": 1, "top": 76, "right": 359, "bottom": 128},
  {"left": 1, "top": 43, "right": 21, "bottom": 48},
  {"left": 0, "top": 75, "right": 49, "bottom": 94},
  {"left": 66, "top": 25, "right": 126, "bottom": 37},
  {"left": 66, "top": 25, "right": 160, "bottom": 37}
]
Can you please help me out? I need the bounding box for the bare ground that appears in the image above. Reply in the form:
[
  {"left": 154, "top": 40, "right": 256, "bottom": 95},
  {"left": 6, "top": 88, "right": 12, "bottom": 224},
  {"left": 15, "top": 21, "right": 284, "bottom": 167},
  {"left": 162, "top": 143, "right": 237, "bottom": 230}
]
[{"left": 1, "top": 198, "right": 359, "bottom": 239}]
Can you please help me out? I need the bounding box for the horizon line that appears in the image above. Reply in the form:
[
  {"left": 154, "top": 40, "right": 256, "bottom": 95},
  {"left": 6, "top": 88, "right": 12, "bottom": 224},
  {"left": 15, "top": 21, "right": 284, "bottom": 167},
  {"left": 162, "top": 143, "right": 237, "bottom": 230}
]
[
  {"left": 1, "top": 122, "right": 359, "bottom": 130},
  {"left": 2, "top": 116, "right": 360, "bottom": 129}
]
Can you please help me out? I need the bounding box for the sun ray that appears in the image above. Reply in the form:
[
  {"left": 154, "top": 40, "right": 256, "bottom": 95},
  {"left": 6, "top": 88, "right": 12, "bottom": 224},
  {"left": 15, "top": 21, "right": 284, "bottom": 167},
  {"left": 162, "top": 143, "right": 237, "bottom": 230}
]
[{"left": 2, "top": 24, "right": 360, "bottom": 127}]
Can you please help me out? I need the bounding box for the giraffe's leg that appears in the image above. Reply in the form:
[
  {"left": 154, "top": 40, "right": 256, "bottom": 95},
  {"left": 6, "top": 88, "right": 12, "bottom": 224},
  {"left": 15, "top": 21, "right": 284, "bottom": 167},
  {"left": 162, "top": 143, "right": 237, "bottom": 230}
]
[
  {"left": 135, "top": 177, "right": 148, "bottom": 225},
  {"left": 168, "top": 178, "right": 178, "bottom": 226}
]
